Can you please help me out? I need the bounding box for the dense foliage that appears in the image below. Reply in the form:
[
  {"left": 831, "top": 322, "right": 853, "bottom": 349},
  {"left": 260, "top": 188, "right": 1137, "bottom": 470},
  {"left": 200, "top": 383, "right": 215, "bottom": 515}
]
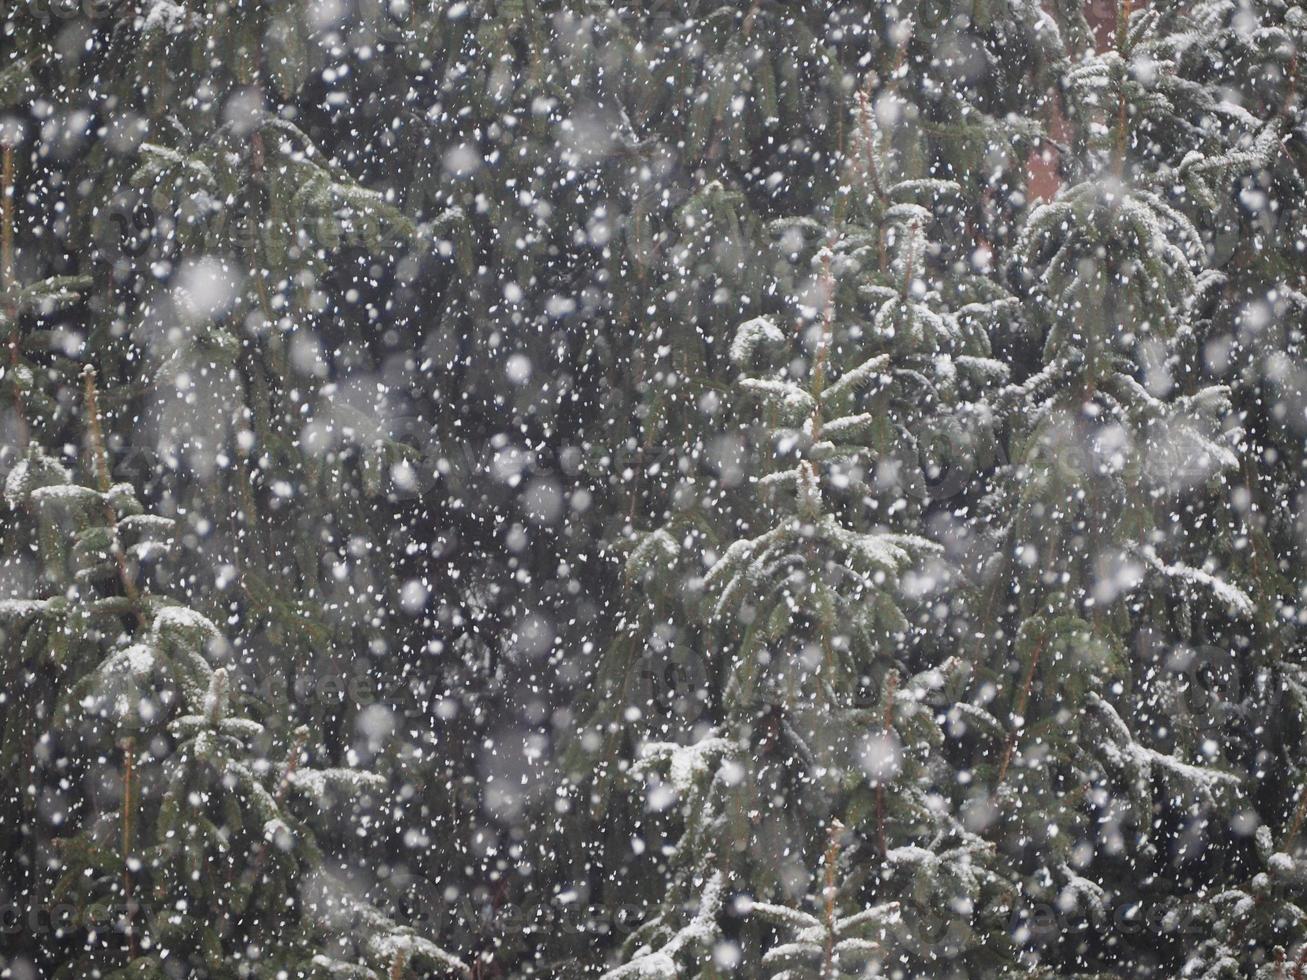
[{"left": 2, "top": 0, "right": 1307, "bottom": 976}]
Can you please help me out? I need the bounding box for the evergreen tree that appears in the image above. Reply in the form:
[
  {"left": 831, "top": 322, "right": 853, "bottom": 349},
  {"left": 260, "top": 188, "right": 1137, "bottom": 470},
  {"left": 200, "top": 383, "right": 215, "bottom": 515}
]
[
  {"left": 593, "top": 0, "right": 1307, "bottom": 977},
  {"left": 2, "top": 365, "right": 467, "bottom": 977}
]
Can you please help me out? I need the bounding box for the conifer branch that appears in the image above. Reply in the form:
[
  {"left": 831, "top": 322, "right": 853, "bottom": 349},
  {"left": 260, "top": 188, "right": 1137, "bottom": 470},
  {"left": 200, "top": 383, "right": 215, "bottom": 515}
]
[
  {"left": 1283, "top": 782, "right": 1307, "bottom": 854},
  {"left": 2, "top": 140, "right": 26, "bottom": 448},
  {"left": 248, "top": 127, "right": 276, "bottom": 325},
  {"left": 1282, "top": 50, "right": 1299, "bottom": 122},
  {"left": 741, "top": 0, "right": 762, "bottom": 37},
  {"left": 996, "top": 634, "right": 1045, "bottom": 788},
  {"left": 855, "top": 87, "right": 887, "bottom": 207},
  {"left": 1291, "top": 945, "right": 1307, "bottom": 980},
  {"left": 120, "top": 736, "right": 138, "bottom": 959},
  {"left": 83, "top": 366, "right": 143, "bottom": 613},
  {"left": 810, "top": 249, "right": 836, "bottom": 439},
  {"left": 901, "top": 219, "right": 919, "bottom": 298},
  {"left": 821, "top": 820, "right": 842, "bottom": 980},
  {"left": 240, "top": 726, "right": 311, "bottom": 904},
  {"left": 83, "top": 365, "right": 113, "bottom": 495},
  {"left": 855, "top": 86, "right": 891, "bottom": 273},
  {"left": 1111, "top": 0, "right": 1134, "bottom": 177},
  {"left": 875, "top": 672, "right": 898, "bottom": 859},
  {"left": 1, "top": 142, "right": 13, "bottom": 307},
  {"left": 230, "top": 402, "right": 273, "bottom": 569}
]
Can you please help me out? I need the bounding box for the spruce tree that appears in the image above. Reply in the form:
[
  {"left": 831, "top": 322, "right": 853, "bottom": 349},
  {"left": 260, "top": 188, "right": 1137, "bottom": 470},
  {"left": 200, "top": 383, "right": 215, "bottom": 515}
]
[
  {"left": 592, "top": 0, "right": 1307, "bottom": 977},
  {"left": 1, "top": 367, "right": 467, "bottom": 975}
]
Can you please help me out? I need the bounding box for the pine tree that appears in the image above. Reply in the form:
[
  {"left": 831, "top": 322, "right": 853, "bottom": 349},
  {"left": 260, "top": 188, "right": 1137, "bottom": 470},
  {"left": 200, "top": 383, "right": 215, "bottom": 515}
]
[
  {"left": 595, "top": 60, "right": 1027, "bottom": 973},
  {"left": 593, "top": 0, "right": 1307, "bottom": 976},
  {"left": 1, "top": 366, "right": 467, "bottom": 977}
]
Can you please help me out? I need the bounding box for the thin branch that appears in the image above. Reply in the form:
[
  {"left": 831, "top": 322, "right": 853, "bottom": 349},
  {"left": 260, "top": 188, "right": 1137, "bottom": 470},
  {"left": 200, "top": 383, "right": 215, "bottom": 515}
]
[
  {"left": 83, "top": 367, "right": 143, "bottom": 617},
  {"left": 1111, "top": 0, "right": 1135, "bottom": 178},
  {"left": 241, "top": 726, "right": 311, "bottom": 903},
  {"left": 121, "top": 736, "right": 138, "bottom": 959},
  {"left": 820, "top": 820, "right": 843, "bottom": 980},
  {"left": 875, "top": 672, "right": 898, "bottom": 858},
  {"left": 1283, "top": 782, "right": 1307, "bottom": 855},
  {"left": 996, "top": 634, "right": 1046, "bottom": 788},
  {"left": 2, "top": 141, "right": 26, "bottom": 448}
]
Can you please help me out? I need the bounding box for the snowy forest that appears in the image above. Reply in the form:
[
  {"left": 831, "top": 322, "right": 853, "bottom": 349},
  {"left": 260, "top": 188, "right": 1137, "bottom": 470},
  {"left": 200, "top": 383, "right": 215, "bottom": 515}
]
[{"left": 2, "top": 0, "right": 1307, "bottom": 976}]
